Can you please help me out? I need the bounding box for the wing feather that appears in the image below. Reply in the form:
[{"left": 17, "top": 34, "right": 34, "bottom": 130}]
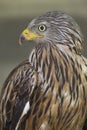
[{"left": 0, "top": 60, "right": 37, "bottom": 130}]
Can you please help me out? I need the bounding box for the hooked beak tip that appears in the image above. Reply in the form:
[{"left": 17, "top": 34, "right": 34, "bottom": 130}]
[{"left": 19, "top": 34, "right": 25, "bottom": 45}]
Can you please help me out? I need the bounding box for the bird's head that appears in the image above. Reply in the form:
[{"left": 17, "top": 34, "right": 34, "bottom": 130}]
[{"left": 19, "top": 11, "right": 83, "bottom": 53}]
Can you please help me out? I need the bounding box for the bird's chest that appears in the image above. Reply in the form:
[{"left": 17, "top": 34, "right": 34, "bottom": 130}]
[
  {"left": 29, "top": 47, "right": 87, "bottom": 130},
  {"left": 37, "top": 66, "right": 87, "bottom": 130}
]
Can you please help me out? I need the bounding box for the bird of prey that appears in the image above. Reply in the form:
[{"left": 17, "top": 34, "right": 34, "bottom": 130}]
[{"left": 0, "top": 11, "right": 87, "bottom": 130}]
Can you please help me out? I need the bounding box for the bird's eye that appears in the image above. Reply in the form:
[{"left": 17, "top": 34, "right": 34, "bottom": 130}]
[{"left": 38, "top": 25, "right": 47, "bottom": 32}]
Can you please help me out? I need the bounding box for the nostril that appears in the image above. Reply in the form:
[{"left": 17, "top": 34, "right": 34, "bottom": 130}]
[{"left": 25, "top": 32, "right": 28, "bottom": 35}]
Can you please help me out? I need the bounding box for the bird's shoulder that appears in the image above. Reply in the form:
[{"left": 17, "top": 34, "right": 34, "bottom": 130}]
[
  {"left": 0, "top": 59, "right": 38, "bottom": 130},
  {"left": 0, "top": 59, "right": 37, "bottom": 99}
]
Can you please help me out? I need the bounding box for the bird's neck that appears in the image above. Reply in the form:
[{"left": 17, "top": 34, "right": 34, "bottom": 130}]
[
  {"left": 29, "top": 42, "right": 79, "bottom": 68},
  {"left": 29, "top": 43, "right": 78, "bottom": 85},
  {"left": 28, "top": 42, "right": 86, "bottom": 103}
]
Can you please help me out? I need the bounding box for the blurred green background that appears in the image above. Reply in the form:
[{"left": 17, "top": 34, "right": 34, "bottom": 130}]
[{"left": 0, "top": 0, "right": 87, "bottom": 89}]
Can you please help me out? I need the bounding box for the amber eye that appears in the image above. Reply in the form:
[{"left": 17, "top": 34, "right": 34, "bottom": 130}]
[{"left": 38, "top": 25, "right": 47, "bottom": 32}]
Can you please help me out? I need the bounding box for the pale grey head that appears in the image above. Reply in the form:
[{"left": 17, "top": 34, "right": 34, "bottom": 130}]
[{"left": 20, "top": 11, "right": 84, "bottom": 53}]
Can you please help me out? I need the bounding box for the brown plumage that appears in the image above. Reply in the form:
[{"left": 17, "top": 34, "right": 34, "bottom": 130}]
[
  {"left": 0, "top": 60, "right": 37, "bottom": 130},
  {"left": 0, "top": 11, "right": 87, "bottom": 130}
]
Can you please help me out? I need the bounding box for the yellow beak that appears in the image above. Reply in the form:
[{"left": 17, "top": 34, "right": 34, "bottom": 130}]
[{"left": 19, "top": 29, "right": 42, "bottom": 44}]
